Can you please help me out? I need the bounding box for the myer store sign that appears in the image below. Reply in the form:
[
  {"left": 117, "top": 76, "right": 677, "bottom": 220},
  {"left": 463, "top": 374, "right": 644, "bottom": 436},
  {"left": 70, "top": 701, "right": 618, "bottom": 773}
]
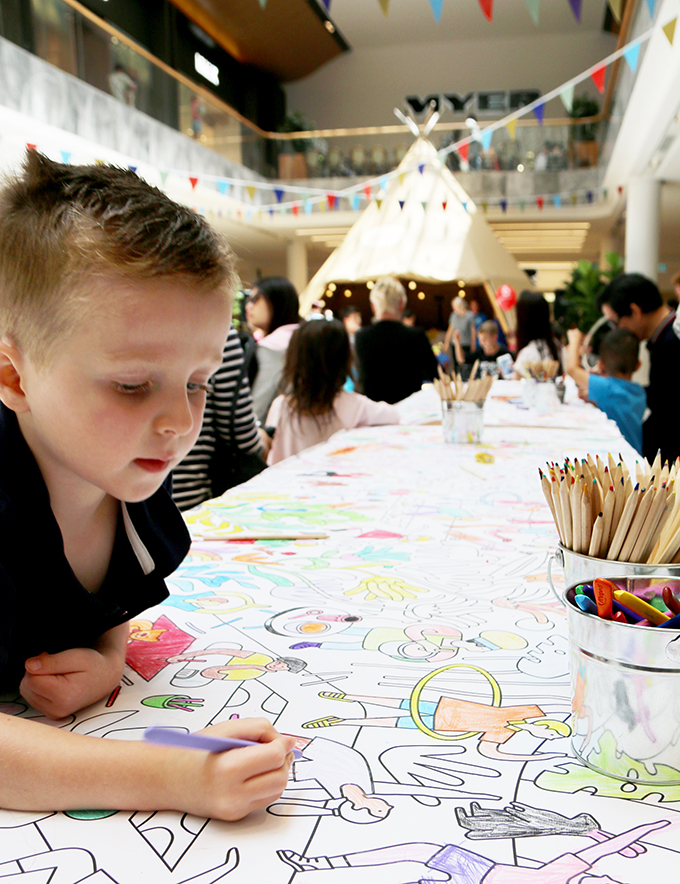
[{"left": 406, "top": 90, "right": 540, "bottom": 116}]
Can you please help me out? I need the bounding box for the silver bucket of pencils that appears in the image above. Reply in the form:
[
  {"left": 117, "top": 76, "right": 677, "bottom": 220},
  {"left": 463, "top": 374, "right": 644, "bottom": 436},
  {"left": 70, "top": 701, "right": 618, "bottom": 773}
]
[{"left": 565, "top": 576, "right": 680, "bottom": 785}]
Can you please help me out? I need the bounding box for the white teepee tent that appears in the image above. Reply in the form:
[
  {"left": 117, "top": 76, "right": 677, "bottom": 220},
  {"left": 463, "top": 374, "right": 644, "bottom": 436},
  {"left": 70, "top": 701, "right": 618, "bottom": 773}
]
[{"left": 300, "top": 135, "right": 534, "bottom": 328}]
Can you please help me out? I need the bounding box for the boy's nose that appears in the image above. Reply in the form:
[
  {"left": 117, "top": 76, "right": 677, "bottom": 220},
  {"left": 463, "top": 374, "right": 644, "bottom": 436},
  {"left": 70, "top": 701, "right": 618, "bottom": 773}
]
[{"left": 154, "top": 392, "right": 195, "bottom": 437}]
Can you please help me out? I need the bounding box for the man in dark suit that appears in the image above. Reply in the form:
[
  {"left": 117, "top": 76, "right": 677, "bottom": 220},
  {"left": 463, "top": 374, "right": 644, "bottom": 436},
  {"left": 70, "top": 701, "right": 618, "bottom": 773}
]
[{"left": 354, "top": 277, "right": 438, "bottom": 404}]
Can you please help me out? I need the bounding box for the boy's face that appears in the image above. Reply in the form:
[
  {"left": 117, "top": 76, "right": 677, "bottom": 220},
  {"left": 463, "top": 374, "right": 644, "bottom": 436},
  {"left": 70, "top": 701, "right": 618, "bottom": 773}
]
[
  {"left": 14, "top": 278, "right": 231, "bottom": 505},
  {"left": 478, "top": 332, "right": 498, "bottom": 355}
]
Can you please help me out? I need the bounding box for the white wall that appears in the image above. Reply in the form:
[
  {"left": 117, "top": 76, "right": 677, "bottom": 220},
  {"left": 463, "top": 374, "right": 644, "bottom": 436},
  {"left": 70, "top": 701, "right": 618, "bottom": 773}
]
[{"left": 285, "top": 30, "right": 617, "bottom": 128}]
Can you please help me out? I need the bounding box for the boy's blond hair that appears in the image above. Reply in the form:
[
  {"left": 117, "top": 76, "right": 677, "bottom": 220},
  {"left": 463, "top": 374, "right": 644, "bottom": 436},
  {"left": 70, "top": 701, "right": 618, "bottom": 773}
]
[
  {"left": 369, "top": 276, "right": 406, "bottom": 316},
  {"left": 0, "top": 151, "right": 238, "bottom": 367}
]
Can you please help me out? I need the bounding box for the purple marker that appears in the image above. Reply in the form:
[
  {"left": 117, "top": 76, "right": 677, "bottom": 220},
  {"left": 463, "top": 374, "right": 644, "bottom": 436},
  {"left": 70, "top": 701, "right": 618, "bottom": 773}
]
[{"left": 144, "top": 726, "right": 302, "bottom": 759}]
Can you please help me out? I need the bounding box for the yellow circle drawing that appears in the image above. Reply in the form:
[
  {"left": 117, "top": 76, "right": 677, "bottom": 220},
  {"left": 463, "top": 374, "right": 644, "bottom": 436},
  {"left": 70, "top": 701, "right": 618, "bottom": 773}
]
[{"left": 408, "top": 663, "right": 502, "bottom": 741}]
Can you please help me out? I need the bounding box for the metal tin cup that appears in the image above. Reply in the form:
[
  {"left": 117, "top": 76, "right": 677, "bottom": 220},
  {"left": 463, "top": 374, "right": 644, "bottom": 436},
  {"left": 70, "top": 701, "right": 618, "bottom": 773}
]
[
  {"left": 523, "top": 378, "right": 560, "bottom": 413},
  {"left": 441, "top": 400, "right": 484, "bottom": 444},
  {"left": 565, "top": 576, "right": 680, "bottom": 785},
  {"left": 547, "top": 544, "right": 680, "bottom": 600}
]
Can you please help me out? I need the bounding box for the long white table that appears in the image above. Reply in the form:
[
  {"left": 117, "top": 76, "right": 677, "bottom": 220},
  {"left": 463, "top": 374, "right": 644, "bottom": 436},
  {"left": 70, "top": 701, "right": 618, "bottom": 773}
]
[{"left": 2, "top": 381, "right": 677, "bottom": 884}]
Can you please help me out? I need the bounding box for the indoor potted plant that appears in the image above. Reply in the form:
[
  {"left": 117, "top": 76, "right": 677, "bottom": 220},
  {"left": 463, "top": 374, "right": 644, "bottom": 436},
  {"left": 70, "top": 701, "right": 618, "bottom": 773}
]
[
  {"left": 277, "top": 110, "right": 313, "bottom": 179},
  {"left": 568, "top": 94, "right": 600, "bottom": 168}
]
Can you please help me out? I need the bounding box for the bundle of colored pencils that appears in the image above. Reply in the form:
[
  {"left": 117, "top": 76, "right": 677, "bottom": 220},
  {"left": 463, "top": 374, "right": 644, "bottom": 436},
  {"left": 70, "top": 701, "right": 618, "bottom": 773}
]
[
  {"left": 434, "top": 363, "right": 494, "bottom": 403},
  {"left": 522, "top": 359, "right": 560, "bottom": 380},
  {"left": 539, "top": 453, "right": 680, "bottom": 563}
]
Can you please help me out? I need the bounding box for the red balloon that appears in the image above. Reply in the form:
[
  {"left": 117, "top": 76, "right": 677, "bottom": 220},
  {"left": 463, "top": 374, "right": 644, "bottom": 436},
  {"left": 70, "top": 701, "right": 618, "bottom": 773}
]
[{"left": 496, "top": 284, "right": 517, "bottom": 310}]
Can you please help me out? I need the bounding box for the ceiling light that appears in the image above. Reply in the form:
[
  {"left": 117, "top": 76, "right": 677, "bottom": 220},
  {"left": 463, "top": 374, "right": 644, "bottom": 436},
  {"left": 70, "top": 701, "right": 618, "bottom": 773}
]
[
  {"left": 417, "top": 292, "right": 426, "bottom": 300},
  {"left": 408, "top": 281, "right": 417, "bottom": 290},
  {"left": 325, "top": 20, "right": 335, "bottom": 33}
]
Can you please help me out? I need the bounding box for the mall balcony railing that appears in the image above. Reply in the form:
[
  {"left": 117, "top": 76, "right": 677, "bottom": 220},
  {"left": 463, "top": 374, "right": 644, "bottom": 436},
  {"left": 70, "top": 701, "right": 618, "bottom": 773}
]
[{"left": 26, "top": 0, "right": 627, "bottom": 200}]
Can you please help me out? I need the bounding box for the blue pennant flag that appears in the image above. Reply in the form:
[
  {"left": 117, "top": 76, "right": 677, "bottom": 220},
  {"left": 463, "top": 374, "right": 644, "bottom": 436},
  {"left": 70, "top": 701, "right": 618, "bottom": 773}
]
[
  {"left": 533, "top": 102, "right": 545, "bottom": 125},
  {"left": 500, "top": 199, "right": 507, "bottom": 213},
  {"left": 305, "top": 199, "right": 313, "bottom": 214},
  {"left": 481, "top": 129, "right": 493, "bottom": 152},
  {"left": 380, "top": 176, "right": 389, "bottom": 191},
  {"left": 399, "top": 200, "right": 405, "bottom": 210},
  {"left": 645, "top": 0, "right": 656, "bottom": 16},
  {"left": 351, "top": 194, "right": 360, "bottom": 210},
  {"left": 128, "top": 165, "right": 137, "bottom": 174},
  {"left": 418, "top": 164, "right": 425, "bottom": 175},
  {"left": 60, "top": 151, "right": 72, "bottom": 164},
  {"left": 274, "top": 188, "right": 285, "bottom": 203},
  {"left": 553, "top": 195, "right": 562, "bottom": 208},
  {"left": 428, "top": 0, "right": 444, "bottom": 22},
  {"left": 462, "top": 202, "right": 468, "bottom": 213},
  {"left": 217, "top": 180, "right": 230, "bottom": 195},
  {"left": 623, "top": 43, "right": 640, "bottom": 72}
]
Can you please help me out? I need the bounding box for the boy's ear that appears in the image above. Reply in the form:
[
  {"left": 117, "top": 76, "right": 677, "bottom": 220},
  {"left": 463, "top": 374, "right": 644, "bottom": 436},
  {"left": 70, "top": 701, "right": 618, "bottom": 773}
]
[{"left": 0, "top": 338, "right": 29, "bottom": 412}]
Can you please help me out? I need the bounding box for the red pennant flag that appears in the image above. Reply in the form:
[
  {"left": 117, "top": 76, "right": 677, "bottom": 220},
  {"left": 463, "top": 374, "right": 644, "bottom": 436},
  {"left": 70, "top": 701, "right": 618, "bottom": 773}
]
[
  {"left": 536, "top": 196, "right": 544, "bottom": 210},
  {"left": 591, "top": 64, "right": 606, "bottom": 94},
  {"left": 458, "top": 143, "right": 469, "bottom": 163},
  {"left": 327, "top": 194, "right": 337, "bottom": 210},
  {"left": 478, "top": 0, "right": 493, "bottom": 21},
  {"left": 189, "top": 176, "right": 199, "bottom": 190},
  {"left": 26, "top": 143, "right": 37, "bottom": 151},
  {"left": 442, "top": 200, "right": 448, "bottom": 211},
  {"left": 617, "top": 186, "right": 624, "bottom": 195},
  {"left": 292, "top": 204, "right": 299, "bottom": 216},
  {"left": 363, "top": 184, "right": 372, "bottom": 200}
]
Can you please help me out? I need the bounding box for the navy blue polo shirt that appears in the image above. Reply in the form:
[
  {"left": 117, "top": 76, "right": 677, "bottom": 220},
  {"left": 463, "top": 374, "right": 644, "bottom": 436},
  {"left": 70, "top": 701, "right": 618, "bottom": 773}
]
[{"left": 0, "top": 402, "right": 191, "bottom": 690}]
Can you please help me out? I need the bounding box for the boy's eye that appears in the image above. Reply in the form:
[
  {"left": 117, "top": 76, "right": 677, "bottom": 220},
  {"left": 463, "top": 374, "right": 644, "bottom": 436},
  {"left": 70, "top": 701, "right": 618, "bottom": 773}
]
[
  {"left": 187, "top": 381, "right": 213, "bottom": 394},
  {"left": 114, "top": 381, "right": 151, "bottom": 395}
]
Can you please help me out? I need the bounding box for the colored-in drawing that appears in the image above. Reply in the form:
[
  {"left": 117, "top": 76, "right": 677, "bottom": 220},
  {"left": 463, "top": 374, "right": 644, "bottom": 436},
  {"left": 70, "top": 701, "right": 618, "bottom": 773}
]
[{"left": 125, "top": 615, "right": 195, "bottom": 681}]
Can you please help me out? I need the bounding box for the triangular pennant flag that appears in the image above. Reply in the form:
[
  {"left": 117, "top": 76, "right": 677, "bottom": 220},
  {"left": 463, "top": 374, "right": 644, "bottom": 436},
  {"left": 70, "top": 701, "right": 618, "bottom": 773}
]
[
  {"left": 618, "top": 185, "right": 623, "bottom": 194},
  {"left": 160, "top": 171, "right": 169, "bottom": 186},
  {"left": 320, "top": 0, "right": 331, "bottom": 9},
  {"left": 533, "top": 102, "right": 545, "bottom": 125},
  {"left": 506, "top": 118, "right": 517, "bottom": 139},
  {"left": 376, "top": 198, "right": 383, "bottom": 209},
  {"left": 481, "top": 201, "right": 488, "bottom": 213},
  {"left": 645, "top": 0, "right": 656, "bottom": 16},
  {"left": 421, "top": 201, "right": 428, "bottom": 211},
  {"left": 554, "top": 195, "right": 562, "bottom": 208},
  {"left": 524, "top": 0, "right": 539, "bottom": 25},
  {"left": 519, "top": 200, "right": 526, "bottom": 211},
  {"left": 442, "top": 200, "right": 448, "bottom": 211},
  {"left": 305, "top": 199, "right": 313, "bottom": 214},
  {"left": 559, "top": 84, "right": 575, "bottom": 113},
  {"left": 292, "top": 204, "right": 299, "bottom": 216},
  {"left": 571, "top": 193, "right": 578, "bottom": 205},
  {"left": 351, "top": 194, "right": 360, "bottom": 210},
  {"left": 623, "top": 44, "right": 640, "bottom": 72},
  {"left": 327, "top": 194, "right": 337, "bottom": 210},
  {"left": 603, "top": 188, "right": 608, "bottom": 200},
  {"left": 95, "top": 159, "right": 105, "bottom": 165},
  {"left": 189, "top": 176, "right": 199, "bottom": 190},
  {"left": 378, "top": 0, "right": 390, "bottom": 15},
  {"left": 399, "top": 173, "right": 405, "bottom": 186},
  {"left": 586, "top": 190, "right": 594, "bottom": 203},
  {"left": 458, "top": 143, "right": 470, "bottom": 163},
  {"left": 319, "top": 200, "right": 327, "bottom": 212},
  {"left": 418, "top": 163, "right": 425, "bottom": 175},
  {"left": 536, "top": 196, "right": 544, "bottom": 209},
  {"left": 268, "top": 207, "right": 274, "bottom": 217},
  {"left": 246, "top": 185, "right": 257, "bottom": 201},
  {"left": 428, "top": 0, "right": 444, "bottom": 22},
  {"left": 462, "top": 202, "right": 468, "bottom": 213},
  {"left": 608, "top": 0, "right": 623, "bottom": 22},
  {"left": 500, "top": 199, "right": 507, "bottom": 213},
  {"left": 380, "top": 176, "right": 389, "bottom": 190},
  {"left": 568, "top": 0, "right": 581, "bottom": 22},
  {"left": 26, "top": 143, "right": 36, "bottom": 151},
  {"left": 217, "top": 179, "right": 230, "bottom": 195},
  {"left": 663, "top": 18, "right": 676, "bottom": 45},
  {"left": 246, "top": 208, "right": 251, "bottom": 222},
  {"left": 274, "top": 188, "right": 284, "bottom": 203},
  {"left": 363, "top": 184, "right": 372, "bottom": 200},
  {"left": 60, "top": 151, "right": 71, "bottom": 164},
  {"left": 128, "top": 165, "right": 137, "bottom": 174},
  {"left": 481, "top": 129, "right": 493, "bottom": 152},
  {"left": 478, "top": 0, "right": 493, "bottom": 21},
  {"left": 258, "top": 0, "right": 267, "bottom": 8},
  {"left": 591, "top": 64, "right": 606, "bottom": 94},
  {"left": 399, "top": 200, "right": 405, "bottom": 210}
]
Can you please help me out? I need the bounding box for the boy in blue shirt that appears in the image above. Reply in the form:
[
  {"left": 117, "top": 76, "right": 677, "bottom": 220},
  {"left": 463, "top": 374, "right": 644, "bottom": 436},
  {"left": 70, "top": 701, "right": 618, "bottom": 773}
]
[
  {"left": 0, "top": 151, "right": 294, "bottom": 817},
  {"left": 566, "top": 327, "right": 646, "bottom": 453}
]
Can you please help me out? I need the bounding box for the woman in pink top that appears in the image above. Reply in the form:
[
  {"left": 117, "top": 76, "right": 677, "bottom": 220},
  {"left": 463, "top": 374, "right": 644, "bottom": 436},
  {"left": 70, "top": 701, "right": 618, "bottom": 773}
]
[{"left": 266, "top": 320, "right": 399, "bottom": 464}]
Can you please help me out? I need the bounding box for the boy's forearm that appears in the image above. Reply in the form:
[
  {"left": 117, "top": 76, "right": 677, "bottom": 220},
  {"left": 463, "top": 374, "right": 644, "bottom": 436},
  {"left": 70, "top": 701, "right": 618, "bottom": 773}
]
[{"left": 565, "top": 342, "right": 588, "bottom": 391}]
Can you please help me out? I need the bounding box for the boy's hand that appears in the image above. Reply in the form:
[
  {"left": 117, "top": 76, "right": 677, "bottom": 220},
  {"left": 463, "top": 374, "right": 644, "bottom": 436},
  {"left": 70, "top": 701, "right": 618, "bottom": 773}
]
[
  {"left": 566, "top": 328, "right": 584, "bottom": 348},
  {"left": 21, "top": 622, "right": 128, "bottom": 720},
  {"left": 21, "top": 646, "right": 124, "bottom": 719},
  {"left": 163, "top": 718, "right": 297, "bottom": 820}
]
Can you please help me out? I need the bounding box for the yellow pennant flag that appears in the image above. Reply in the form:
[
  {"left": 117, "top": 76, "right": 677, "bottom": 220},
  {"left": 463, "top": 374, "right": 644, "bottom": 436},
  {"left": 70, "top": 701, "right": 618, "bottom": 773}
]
[
  {"left": 376, "top": 198, "right": 383, "bottom": 209},
  {"left": 378, "top": 0, "right": 389, "bottom": 14},
  {"left": 399, "top": 173, "right": 405, "bottom": 186},
  {"left": 663, "top": 17, "right": 676, "bottom": 45},
  {"left": 246, "top": 185, "right": 257, "bottom": 201},
  {"left": 506, "top": 118, "right": 517, "bottom": 140},
  {"left": 608, "top": 0, "right": 622, "bottom": 22}
]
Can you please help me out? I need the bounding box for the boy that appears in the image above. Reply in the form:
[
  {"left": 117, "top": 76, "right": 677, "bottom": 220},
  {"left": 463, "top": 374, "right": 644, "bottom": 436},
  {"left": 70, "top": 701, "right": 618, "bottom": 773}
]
[
  {"left": 566, "top": 326, "right": 646, "bottom": 454},
  {"left": 0, "top": 152, "right": 294, "bottom": 817},
  {"left": 443, "top": 296, "right": 476, "bottom": 370},
  {"left": 452, "top": 320, "right": 510, "bottom": 379}
]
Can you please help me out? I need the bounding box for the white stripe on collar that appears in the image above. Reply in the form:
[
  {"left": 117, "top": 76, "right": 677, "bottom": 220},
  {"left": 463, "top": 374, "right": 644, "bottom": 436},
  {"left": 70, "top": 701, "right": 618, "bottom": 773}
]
[{"left": 122, "top": 503, "right": 155, "bottom": 576}]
